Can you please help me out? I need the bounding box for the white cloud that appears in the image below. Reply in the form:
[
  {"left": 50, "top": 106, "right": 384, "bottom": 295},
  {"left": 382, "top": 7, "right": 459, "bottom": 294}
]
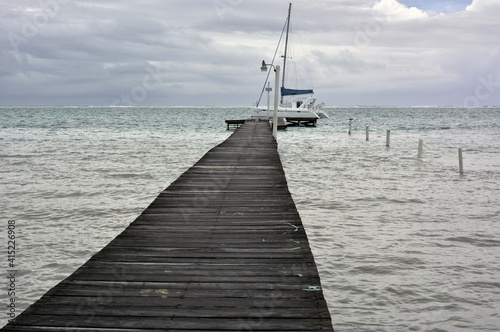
[
  {"left": 466, "top": 0, "right": 500, "bottom": 13},
  {"left": 373, "top": 0, "right": 429, "bottom": 20}
]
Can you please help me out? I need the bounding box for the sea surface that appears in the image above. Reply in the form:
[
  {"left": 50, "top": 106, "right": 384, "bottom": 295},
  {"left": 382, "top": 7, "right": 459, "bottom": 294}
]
[{"left": 1, "top": 106, "right": 499, "bottom": 331}]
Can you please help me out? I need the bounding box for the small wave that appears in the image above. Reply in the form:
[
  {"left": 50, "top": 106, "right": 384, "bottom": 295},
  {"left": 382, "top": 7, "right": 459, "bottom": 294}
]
[
  {"left": 445, "top": 236, "right": 500, "bottom": 247},
  {"left": 348, "top": 264, "right": 398, "bottom": 275},
  {"left": 350, "top": 196, "right": 425, "bottom": 204},
  {"left": 108, "top": 173, "right": 146, "bottom": 178},
  {"left": 464, "top": 281, "right": 500, "bottom": 290}
]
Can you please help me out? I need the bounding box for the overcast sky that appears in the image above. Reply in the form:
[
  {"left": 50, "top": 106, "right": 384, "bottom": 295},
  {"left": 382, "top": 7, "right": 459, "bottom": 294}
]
[{"left": 1, "top": 0, "right": 499, "bottom": 106}]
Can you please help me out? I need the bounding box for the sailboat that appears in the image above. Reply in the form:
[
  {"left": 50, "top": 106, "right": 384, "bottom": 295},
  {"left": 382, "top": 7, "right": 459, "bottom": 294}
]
[{"left": 253, "top": 3, "right": 328, "bottom": 126}]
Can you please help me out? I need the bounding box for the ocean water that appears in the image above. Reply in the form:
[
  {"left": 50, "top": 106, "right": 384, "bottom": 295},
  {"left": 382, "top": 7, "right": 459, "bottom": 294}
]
[{"left": 1, "top": 106, "right": 499, "bottom": 331}]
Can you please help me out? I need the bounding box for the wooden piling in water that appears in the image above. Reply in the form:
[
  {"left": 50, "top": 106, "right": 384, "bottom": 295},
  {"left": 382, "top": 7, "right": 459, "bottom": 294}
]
[
  {"left": 418, "top": 139, "right": 424, "bottom": 158},
  {"left": 2, "top": 119, "right": 334, "bottom": 331},
  {"left": 459, "top": 148, "right": 464, "bottom": 174}
]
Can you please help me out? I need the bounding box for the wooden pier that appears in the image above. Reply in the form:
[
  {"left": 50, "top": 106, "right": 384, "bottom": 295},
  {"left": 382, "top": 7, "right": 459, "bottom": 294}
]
[
  {"left": 3, "top": 120, "right": 334, "bottom": 331},
  {"left": 226, "top": 118, "right": 287, "bottom": 130},
  {"left": 225, "top": 119, "right": 246, "bottom": 130}
]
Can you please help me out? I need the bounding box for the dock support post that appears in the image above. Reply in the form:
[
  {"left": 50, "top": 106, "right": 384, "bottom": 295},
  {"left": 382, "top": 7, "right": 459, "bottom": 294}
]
[
  {"left": 417, "top": 139, "right": 423, "bottom": 158},
  {"left": 266, "top": 82, "right": 272, "bottom": 118},
  {"left": 365, "top": 125, "right": 369, "bottom": 141},
  {"left": 386, "top": 130, "right": 390, "bottom": 147},
  {"left": 272, "top": 65, "right": 280, "bottom": 139},
  {"left": 459, "top": 148, "right": 464, "bottom": 174}
]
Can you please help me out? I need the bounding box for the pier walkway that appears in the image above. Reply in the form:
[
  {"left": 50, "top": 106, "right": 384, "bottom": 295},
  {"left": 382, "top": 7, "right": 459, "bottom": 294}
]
[{"left": 3, "top": 120, "right": 334, "bottom": 331}]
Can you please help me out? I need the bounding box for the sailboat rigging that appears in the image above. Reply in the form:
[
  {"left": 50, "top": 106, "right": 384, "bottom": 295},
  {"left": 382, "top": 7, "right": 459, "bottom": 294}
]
[
  {"left": 281, "top": 2, "right": 292, "bottom": 104},
  {"left": 253, "top": 3, "right": 328, "bottom": 126}
]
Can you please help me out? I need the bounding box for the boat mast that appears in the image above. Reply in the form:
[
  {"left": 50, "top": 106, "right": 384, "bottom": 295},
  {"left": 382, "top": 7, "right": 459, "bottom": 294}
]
[{"left": 281, "top": 2, "right": 292, "bottom": 104}]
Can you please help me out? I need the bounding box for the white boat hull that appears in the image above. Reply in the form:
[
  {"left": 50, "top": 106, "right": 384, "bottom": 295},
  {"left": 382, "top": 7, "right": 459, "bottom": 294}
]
[
  {"left": 252, "top": 108, "right": 319, "bottom": 120},
  {"left": 252, "top": 108, "right": 318, "bottom": 126},
  {"left": 252, "top": 96, "right": 325, "bottom": 125}
]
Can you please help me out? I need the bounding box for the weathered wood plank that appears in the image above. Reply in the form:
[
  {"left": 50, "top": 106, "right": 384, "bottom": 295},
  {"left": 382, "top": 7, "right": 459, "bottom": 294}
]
[
  {"left": 1, "top": 120, "right": 333, "bottom": 331},
  {"left": 5, "top": 316, "right": 333, "bottom": 331}
]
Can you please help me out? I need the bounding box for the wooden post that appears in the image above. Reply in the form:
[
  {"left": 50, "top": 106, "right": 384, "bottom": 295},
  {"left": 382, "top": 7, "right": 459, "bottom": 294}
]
[
  {"left": 365, "top": 125, "right": 369, "bottom": 141},
  {"left": 417, "top": 139, "right": 423, "bottom": 158},
  {"left": 459, "top": 148, "right": 464, "bottom": 174},
  {"left": 386, "top": 130, "right": 390, "bottom": 147}
]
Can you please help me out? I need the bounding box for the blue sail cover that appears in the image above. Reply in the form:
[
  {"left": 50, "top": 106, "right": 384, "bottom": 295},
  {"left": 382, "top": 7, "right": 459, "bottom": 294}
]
[{"left": 281, "top": 87, "right": 314, "bottom": 96}]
